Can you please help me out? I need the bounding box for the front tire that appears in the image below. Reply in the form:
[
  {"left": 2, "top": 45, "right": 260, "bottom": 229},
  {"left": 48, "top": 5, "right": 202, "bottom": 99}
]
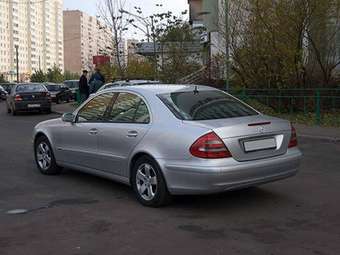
[
  {"left": 131, "top": 156, "right": 171, "bottom": 207},
  {"left": 34, "top": 136, "right": 62, "bottom": 175}
]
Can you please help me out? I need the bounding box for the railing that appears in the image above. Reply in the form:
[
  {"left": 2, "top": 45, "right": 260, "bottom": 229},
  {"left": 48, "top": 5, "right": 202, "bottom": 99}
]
[
  {"left": 177, "top": 66, "right": 208, "bottom": 85},
  {"left": 229, "top": 88, "right": 340, "bottom": 125}
]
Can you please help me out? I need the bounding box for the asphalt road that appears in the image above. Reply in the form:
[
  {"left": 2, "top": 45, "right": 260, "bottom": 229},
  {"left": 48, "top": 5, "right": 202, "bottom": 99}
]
[{"left": 0, "top": 101, "right": 340, "bottom": 255}]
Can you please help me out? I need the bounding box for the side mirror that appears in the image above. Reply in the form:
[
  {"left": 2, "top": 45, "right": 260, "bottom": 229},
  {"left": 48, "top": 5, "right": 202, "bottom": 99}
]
[{"left": 62, "top": 112, "right": 75, "bottom": 123}]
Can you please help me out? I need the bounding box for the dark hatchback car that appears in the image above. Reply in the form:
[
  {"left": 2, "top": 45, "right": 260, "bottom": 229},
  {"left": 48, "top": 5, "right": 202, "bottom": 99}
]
[
  {"left": 63, "top": 80, "right": 79, "bottom": 100},
  {"left": 0, "top": 85, "right": 8, "bottom": 100},
  {"left": 45, "top": 83, "right": 73, "bottom": 104},
  {"left": 6, "top": 83, "right": 52, "bottom": 115}
]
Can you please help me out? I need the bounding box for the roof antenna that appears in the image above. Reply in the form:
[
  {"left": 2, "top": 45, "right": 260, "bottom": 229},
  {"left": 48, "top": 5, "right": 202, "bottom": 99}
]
[{"left": 193, "top": 85, "right": 199, "bottom": 95}]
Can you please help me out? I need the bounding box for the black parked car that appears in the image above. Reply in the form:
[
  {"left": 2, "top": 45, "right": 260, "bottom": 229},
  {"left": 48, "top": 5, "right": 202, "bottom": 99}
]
[
  {"left": 6, "top": 83, "right": 51, "bottom": 115},
  {"left": 63, "top": 80, "right": 79, "bottom": 100},
  {"left": 0, "top": 85, "right": 8, "bottom": 100},
  {"left": 45, "top": 83, "right": 73, "bottom": 104}
]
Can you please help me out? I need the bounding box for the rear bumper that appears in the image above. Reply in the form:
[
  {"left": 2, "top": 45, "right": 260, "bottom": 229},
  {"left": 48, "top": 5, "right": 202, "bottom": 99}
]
[
  {"left": 15, "top": 101, "right": 51, "bottom": 111},
  {"left": 159, "top": 148, "right": 302, "bottom": 195}
]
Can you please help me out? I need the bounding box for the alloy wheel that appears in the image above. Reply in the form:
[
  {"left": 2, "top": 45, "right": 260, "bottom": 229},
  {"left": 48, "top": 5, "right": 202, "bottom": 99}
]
[
  {"left": 36, "top": 142, "right": 52, "bottom": 171},
  {"left": 136, "top": 163, "right": 158, "bottom": 201}
]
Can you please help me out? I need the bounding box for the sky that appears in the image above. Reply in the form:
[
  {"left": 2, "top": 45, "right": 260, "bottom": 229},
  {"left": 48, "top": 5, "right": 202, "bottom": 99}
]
[{"left": 64, "top": 0, "right": 189, "bottom": 39}]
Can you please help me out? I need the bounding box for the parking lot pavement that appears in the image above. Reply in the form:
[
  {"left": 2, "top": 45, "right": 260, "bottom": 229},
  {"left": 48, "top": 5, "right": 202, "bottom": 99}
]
[
  {"left": 52, "top": 102, "right": 77, "bottom": 115},
  {"left": 0, "top": 101, "right": 340, "bottom": 255}
]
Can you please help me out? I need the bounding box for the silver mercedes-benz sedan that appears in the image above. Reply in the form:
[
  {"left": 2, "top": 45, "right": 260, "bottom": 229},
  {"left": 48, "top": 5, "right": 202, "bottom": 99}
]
[{"left": 33, "top": 85, "right": 302, "bottom": 207}]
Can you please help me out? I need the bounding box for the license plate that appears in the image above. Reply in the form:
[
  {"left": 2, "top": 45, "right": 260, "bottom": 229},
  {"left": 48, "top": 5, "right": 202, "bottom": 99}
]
[
  {"left": 244, "top": 138, "right": 276, "bottom": 152},
  {"left": 27, "top": 104, "right": 41, "bottom": 108}
]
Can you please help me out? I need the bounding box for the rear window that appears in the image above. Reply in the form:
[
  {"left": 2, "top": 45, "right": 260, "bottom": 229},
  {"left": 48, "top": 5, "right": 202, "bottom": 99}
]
[
  {"left": 158, "top": 90, "right": 258, "bottom": 121},
  {"left": 16, "top": 84, "right": 46, "bottom": 93},
  {"left": 46, "top": 85, "right": 61, "bottom": 91},
  {"left": 64, "top": 81, "right": 79, "bottom": 89}
]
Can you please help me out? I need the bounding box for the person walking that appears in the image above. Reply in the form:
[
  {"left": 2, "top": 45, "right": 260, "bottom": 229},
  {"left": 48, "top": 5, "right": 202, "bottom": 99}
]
[
  {"left": 79, "top": 70, "right": 89, "bottom": 103},
  {"left": 89, "top": 68, "right": 105, "bottom": 94}
]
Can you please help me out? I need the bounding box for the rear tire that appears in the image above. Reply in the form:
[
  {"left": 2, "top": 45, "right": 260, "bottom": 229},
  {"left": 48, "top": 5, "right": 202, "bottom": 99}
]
[
  {"left": 131, "top": 156, "right": 171, "bottom": 207},
  {"left": 34, "top": 136, "right": 62, "bottom": 175}
]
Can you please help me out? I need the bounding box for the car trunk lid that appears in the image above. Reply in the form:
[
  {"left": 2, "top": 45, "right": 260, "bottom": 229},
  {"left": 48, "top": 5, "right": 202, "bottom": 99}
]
[
  {"left": 19, "top": 92, "right": 48, "bottom": 101},
  {"left": 184, "top": 115, "right": 291, "bottom": 162}
]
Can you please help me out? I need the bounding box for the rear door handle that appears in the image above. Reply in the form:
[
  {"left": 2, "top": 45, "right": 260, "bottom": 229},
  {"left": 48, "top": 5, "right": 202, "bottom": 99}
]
[
  {"left": 89, "top": 128, "right": 98, "bottom": 135},
  {"left": 127, "top": 130, "right": 138, "bottom": 138}
]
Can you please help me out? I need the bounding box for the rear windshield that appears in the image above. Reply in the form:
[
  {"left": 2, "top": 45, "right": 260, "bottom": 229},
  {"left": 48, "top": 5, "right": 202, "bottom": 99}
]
[
  {"left": 46, "top": 85, "right": 61, "bottom": 91},
  {"left": 158, "top": 90, "right": 258, "bottom": 121},
  {"left": 16, "top": 84, "right": 46, "bottom": 93},
  {"left": 64, "top": 81, "right": 79, "bottom": 89}
]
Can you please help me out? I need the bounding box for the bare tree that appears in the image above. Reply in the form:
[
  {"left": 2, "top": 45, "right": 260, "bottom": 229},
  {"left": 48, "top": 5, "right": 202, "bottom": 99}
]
[
  {"left": 304, "top": 0, "right": 340, "bottom": 86},
  {"left": 99, "top": 0, "right": 129, "bottom": 79}
]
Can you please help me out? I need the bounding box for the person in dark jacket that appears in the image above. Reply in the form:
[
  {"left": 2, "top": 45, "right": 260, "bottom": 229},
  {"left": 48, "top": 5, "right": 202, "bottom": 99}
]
[
  {"left": 79, "top": 70, "right": 89, "bottom": 103},
  {"left": 89, "top": 68, "right": 105, "bottom": 93}
]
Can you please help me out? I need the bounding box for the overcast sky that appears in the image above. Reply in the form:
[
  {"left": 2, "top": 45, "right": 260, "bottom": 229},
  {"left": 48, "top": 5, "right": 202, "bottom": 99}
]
[{"left": 64, "top": 0, "right": 189, "bottom": 39}]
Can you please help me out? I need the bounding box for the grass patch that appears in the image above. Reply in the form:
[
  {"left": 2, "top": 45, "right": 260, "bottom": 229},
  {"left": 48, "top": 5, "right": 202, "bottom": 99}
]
[{"left": 243, "top": 98, "right": 340, "bottom": 127}]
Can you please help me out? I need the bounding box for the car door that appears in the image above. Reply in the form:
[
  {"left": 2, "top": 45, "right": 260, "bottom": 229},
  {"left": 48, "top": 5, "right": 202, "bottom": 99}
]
[
  {"left": 57, "top": 92, "right": 114, "bottom": 170},
  {"left": 98, "top": 92, "right": 152, "bottom": 176}
]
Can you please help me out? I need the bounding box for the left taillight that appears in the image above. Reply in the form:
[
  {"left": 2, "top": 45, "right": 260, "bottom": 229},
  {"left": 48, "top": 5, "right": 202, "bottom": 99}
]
[
  {"left": 288, "top": 124, "right": 298, "bottom": 148},
  {"left": 190, "top": 132, "right": 232, "bottom": 159},
  {"left": 15, "top": 94, "right": 22, "bottom": 101}
]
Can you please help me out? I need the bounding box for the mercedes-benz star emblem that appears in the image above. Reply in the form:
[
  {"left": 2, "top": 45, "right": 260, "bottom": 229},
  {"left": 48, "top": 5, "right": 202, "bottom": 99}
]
[{"left": 258, "top": 126, "right": 265, "bottom": 133}]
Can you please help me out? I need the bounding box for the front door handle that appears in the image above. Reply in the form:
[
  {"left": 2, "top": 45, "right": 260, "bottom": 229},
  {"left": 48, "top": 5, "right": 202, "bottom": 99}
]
[
  {"left": 127, "top": 130, "right": 138, "bottom": 138},
  {"left": 89, "top": 128, "right": 98, "bottom": 135}
]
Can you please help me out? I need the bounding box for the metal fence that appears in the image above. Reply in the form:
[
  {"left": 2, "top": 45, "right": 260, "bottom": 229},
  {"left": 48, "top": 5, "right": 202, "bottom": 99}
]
[{"left": 229, "top": 88, "right": 340, "bottom": 125}]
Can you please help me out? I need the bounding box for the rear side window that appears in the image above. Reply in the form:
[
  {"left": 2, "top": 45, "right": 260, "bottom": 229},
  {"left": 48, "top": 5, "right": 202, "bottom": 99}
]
[
  {"left": 16, "top": 84, "right": 46, "bottom": 93},
  {"left": 158, "top": 90, "right": 258, "bottom": 121},
  {"left": 107, "top": 93, "right": 150, "bottom": 123}
]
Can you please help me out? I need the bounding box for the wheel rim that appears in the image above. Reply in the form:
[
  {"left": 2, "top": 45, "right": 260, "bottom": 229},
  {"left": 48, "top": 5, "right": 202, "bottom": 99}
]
[
  {"left": 36, "top": 142, "right": 52, "bottom": 171},
  {"left": 136, "top": 163, "right": 158, "bottom": 201}
]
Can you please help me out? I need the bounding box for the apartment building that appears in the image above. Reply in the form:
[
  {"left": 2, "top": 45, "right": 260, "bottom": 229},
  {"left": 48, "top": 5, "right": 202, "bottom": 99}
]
[
  {"left": 0, "top": 0, "right": 64, "bottom": 81},
  {"left": 63, "top": 10, "right": 115, "bottom": 74}
]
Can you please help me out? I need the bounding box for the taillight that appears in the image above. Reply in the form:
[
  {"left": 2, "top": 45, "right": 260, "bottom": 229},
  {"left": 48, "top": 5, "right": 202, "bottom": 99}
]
[
  {"left": 288, "top": 124, "right": 298, "bottom": 148},
  {"left": 45, "top": 92, "right": 51, "bottom": 101},
  {"left": 15, "top": 94, "right": 22, "bottom": 101},
  {"left": 190, "top": 132, "right": 232, "bottom": 159}
]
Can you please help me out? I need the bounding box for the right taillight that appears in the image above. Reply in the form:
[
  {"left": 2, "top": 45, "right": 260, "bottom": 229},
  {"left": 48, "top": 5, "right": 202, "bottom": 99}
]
[
  {"left": 190, "top": 132, "right": 232, "bottom": 159},
  {"left": 288, "top": 124, "right": 298, "bottom": 148}
]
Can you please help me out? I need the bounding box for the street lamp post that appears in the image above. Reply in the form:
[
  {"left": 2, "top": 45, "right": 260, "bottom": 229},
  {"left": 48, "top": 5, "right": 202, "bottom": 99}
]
[
  {"left": 150, "top": 15, "right": 158, "bottom": 79},
  {"left": 225, "top": 0, "right": 230, "bottom": 92},
  {"left": 15, "top": 45, "right": 19, "bottom": 82}
]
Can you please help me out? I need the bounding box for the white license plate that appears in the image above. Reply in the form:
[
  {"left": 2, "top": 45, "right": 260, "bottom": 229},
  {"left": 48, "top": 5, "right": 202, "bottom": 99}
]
[
  {"left": 27, "top": 104, "right": 41, "bottom": 108},
  {"left": 244, "top": 138, "right": 276, "bottom": 152}
]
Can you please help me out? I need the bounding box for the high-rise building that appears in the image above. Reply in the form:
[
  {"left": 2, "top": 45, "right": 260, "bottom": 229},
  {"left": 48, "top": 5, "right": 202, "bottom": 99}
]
[
  {"left": 63, "top": 10, "right": 114, "bottom": 74},
  {"left": 0, "top": 0, "right": 64, "bottom": 81}
]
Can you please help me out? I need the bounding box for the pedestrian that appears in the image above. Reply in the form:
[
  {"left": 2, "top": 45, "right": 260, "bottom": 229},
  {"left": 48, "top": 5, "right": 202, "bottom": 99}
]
[
  {"left": 79, "top": 70, "right": 89, "bottom": 103},
  {"left": 89, "top": 68, "right": 105, "bottom": 94}
]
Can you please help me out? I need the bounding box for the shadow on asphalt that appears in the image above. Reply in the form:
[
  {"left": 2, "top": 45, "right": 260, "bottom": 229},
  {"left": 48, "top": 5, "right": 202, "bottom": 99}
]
[{"left": 60, "top": 167, "right": 285, "bottom": 210}]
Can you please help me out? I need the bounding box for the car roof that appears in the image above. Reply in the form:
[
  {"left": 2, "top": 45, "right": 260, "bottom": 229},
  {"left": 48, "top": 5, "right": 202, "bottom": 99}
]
[
  {"left": 102, "top": 84, "right": 217, "bottom": 95},
  {"left": 45, "top": 83, "right": 62, "bottom": 86},
  {"left": 112, "top": 80, "right": 160, "bottom": 85},
  {"left": 16, "top": 83, "right": 45, "bottom": 86}
]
